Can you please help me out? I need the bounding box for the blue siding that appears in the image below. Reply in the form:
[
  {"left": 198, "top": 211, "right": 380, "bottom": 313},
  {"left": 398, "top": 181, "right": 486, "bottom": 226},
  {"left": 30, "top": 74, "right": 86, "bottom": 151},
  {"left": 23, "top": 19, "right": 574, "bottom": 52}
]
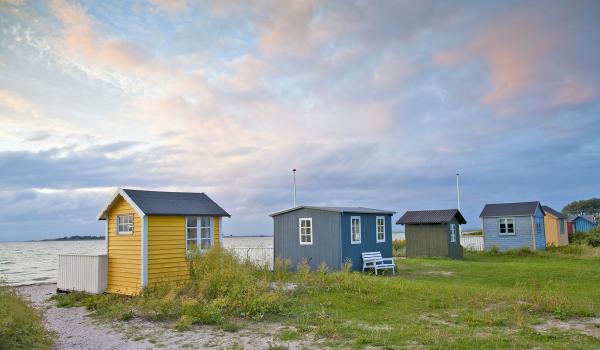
[
  {"left": 574, "top": 217, "right": 597, "bottom": 232},
  {"left": 483, "top": 216, "right": 535, "bottom": 251},
  {"left": 533, "top": 207, "right": 546, "bottom": 251},
  {"left": 340, "top": 213, "right": 393, "bottom": 270}
]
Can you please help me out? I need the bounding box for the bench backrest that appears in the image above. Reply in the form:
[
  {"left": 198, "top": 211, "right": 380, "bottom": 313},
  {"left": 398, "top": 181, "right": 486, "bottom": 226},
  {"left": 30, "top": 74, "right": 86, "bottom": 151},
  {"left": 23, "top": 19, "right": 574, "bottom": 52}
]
[{"left": 362, "top": 251, "right": 383, "bottom": 262}]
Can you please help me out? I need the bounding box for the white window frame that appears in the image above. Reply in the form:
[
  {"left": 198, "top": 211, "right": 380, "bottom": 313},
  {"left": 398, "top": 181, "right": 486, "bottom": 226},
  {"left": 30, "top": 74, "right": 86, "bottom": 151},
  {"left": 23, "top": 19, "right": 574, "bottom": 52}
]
[
  {"left": 299, "top": 218, "right": 313, "bottom": 245},
  {"left": 450, "top": 224, "right": 457, "bottom": 243},
  {"left": 351, "top": 216, "right": 361, "bottom": 244},
  {"left": 498, "top": 217, "right": 515, "bottom": 236},
  {"left": 116, "top": 214, "right": 133, "bottom": 235},
  {"left": 186, "top": 216, "right": 213, "bottom": 253},
  {"left": 376, "top": 216, "right": 385, "bottom": 243}
]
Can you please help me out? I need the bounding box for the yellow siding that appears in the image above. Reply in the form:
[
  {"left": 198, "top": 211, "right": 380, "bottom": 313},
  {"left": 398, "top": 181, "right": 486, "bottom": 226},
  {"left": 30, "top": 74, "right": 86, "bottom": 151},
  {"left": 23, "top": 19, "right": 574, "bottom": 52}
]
[
  {"left": 147, "top": 216, "right": 188, "bottom": 285},
  {"left": 106, "top": 196, "right": 141, "bottom": 295},
  {"left": 544, "top": 214, "right": 569, "bottom": 247},
  {"left": 213, "top": 216, "right": 220, "bottom": 246}
]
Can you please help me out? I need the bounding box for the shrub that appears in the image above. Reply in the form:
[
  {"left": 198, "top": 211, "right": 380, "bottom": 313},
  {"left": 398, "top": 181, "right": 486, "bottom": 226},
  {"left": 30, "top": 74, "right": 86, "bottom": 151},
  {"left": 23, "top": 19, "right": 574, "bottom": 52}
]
[
  {"left": 0, "top": 284, "right": 55, "bottom": 350},
  {"left": 392, "top": 240, "right": 406, "bottom": 257},
  {"left": 569, "top": 226, "right": 600, "bottom": 247}
]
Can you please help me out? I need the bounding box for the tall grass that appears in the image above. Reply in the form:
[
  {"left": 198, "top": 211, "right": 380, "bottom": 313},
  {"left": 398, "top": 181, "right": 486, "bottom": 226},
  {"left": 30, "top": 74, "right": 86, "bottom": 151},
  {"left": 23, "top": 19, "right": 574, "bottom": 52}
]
[
  {"left": 0, "top": 284, "right": 55, "bottom": 350},
  {"left": 53, "top": 248, "right": 289, "bottom": 330}
]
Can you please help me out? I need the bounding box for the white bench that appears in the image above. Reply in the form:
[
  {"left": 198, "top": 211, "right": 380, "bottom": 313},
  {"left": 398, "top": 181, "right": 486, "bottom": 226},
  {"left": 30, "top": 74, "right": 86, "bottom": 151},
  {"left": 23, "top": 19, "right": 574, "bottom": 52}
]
[{"left": 361, "top": 251, "right": 395, "bottom": 275}]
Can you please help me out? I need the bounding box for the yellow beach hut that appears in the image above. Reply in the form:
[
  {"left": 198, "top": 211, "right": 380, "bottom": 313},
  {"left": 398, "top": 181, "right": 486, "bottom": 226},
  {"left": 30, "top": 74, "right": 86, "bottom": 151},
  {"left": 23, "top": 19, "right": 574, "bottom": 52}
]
[
  {"left": 542, "top": 205, "right": 568, "bottom": 247},
  {"left": 97, "top": 188, "right": 230, "bottom": 295}
]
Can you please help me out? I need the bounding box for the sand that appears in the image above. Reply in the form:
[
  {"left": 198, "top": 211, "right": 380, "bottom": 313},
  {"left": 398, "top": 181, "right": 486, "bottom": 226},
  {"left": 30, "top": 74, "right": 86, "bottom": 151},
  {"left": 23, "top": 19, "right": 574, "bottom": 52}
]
[{"left": 17, "top": 283, "right": 318, "bottom": 350}]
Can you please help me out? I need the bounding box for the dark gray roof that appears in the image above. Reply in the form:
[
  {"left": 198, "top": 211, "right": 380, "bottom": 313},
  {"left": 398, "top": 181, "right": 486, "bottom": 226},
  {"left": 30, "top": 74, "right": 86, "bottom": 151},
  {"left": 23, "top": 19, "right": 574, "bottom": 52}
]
[
  {"left": 541, "top": 205, "right": 566, "bottom": 219},
  {"left": 396, "top": 209, "right": 466, "bottom": 225},
  {"left": 569, "top": 214, "right": 597, "bottom": 224},
  {"left": 123, "top": 189, "right": 230, "bottom": 217},
  {"left": 479, "top": 201, "right": 543, "bottom": 217},
  {"left": 270, "top": 206, "right": 395, "bottom": 217}
]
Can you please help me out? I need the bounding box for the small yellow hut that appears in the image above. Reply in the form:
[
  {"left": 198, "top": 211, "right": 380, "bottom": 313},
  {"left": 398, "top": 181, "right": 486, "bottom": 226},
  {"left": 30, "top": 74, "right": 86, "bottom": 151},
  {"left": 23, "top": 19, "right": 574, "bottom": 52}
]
[
  {"left": 542, "top": 205, "right": 568, "bottom": 247},
  {"left": 97, "top": 188, "right": 230, "bottom": 295}
]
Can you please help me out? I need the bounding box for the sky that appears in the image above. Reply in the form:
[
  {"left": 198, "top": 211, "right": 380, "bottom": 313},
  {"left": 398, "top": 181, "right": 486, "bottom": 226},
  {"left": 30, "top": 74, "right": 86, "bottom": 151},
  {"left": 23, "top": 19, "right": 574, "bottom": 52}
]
[{"left": 0, "top": 0, "right": 599, "bottom": 241}]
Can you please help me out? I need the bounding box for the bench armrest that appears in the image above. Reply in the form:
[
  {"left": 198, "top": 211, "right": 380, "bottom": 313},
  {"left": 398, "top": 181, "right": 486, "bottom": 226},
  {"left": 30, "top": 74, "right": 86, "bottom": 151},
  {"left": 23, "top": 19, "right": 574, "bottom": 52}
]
[{"left": 380, "top": 258, "right": 394, "bottom": 264}]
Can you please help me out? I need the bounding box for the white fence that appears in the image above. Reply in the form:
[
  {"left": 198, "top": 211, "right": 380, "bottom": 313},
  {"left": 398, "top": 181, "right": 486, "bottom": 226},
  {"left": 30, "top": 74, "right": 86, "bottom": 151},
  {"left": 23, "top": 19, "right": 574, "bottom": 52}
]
[
  {"left": 227, "top": 247, "right": 273, "bottom": 269},
  {"left": 58, "top": 254, "right": 107, "bottom": 294},
  {"left": 461, "top": 235, "right": 484, "bottom": 251}
]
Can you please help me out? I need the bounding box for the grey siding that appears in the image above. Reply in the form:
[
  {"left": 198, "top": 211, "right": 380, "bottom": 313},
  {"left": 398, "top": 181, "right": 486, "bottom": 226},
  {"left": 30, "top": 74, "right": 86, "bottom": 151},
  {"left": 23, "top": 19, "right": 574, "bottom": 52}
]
[
  {"left": 483, "top": 216, "right": 534, "bottom": 251},
  {"left": 447, "top": 218, "right": 464, "bottom": 259},
  {"left": 273, "top": 208, "right": 342, "bottom": 270},
  {"left": 340, "top": 213, "right": 393, "bottom": 270},
  {"left": 405, "top": 224, "right": 449, "bottom": 258}
]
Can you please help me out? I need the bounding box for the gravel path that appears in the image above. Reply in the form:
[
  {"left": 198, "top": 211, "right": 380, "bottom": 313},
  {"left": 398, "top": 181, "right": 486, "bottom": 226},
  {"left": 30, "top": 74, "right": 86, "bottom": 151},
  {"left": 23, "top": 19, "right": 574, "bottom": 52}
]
[{"left": 17, "top": 283, "right": 317, "bottom": 350}]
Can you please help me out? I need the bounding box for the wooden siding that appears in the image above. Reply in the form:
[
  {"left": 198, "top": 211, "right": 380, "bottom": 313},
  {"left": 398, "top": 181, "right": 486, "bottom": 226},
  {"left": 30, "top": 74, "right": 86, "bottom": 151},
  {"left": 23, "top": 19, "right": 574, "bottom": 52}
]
[
  {"left": 573, "top": 217, "right": 597, "bottom": 233},
  {"left": 341, "top": 213, "right": 393, "bottom": 269},
  {"left": 106, "top": 196, "right": 141, "bottom": 295},
  {"left": 273, "top": 208, "right": 342, "bottom": 270},
  {"left": 405, "top": 224, "right": 449, "bottom": 258},
  {"left": 213, "top": 216, "right": 220, "bottom": 246},
  {"left": 533, "top": 206, "right": 546, "bottom": 251},
  {"left": 483, "top": 216, "right": 534, "bottom": 251},
  {"left": 544, "top": 214, "right": 568, "bottom": 247},
  {"left": 147, "top": 216, "right": 188, "bottom": 286}
]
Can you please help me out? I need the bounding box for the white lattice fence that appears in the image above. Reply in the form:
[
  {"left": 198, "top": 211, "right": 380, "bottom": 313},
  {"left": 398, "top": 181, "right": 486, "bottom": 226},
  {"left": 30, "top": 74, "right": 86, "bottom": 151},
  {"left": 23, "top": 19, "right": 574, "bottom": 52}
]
[
  {"left": 227, "top": 247, "right": 273, "bottom": 269},
  {"left": 461, "top": 235, "right": 484, "bottom": 251}
]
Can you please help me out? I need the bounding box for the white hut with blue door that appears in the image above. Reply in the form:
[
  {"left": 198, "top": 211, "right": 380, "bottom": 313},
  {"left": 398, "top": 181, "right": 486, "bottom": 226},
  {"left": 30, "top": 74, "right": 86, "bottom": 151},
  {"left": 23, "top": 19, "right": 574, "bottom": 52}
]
[
  {"left": 270, "top": 206, "right": 395, "bottom": 270},
  {"left": 480, "top": 201, "right": 546, "bottom": 251}
]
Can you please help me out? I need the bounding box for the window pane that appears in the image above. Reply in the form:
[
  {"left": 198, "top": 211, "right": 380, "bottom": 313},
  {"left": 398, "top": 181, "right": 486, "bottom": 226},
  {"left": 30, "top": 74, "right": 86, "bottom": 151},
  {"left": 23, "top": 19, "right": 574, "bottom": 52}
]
[
  {"left": 200, "top": 217, "right": 211, "bottom": 227},
  {"left": 187, "top": 228, "right": 197, "bottom": 239},
  {"left": 201, "top": 227, "right": 211, "bottom": 239},
  {"left": 507, "top": 223, "right": 514, "bottom": 232},
  {"left": 187, "top": 240, "right": 197, "bottom": 251},
  {"left": 187, "top": 217, "right": 197, "bottom": 227},
  {"left": 200, "top": 239, "right": 211, "bottom": 250}
]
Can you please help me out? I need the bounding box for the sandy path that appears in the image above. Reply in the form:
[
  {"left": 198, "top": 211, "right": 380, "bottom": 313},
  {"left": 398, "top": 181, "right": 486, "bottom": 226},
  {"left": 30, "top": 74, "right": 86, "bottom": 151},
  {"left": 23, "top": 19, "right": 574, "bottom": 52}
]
[{"left": 17, "top": 283, "right": 316, "bottom": 350}]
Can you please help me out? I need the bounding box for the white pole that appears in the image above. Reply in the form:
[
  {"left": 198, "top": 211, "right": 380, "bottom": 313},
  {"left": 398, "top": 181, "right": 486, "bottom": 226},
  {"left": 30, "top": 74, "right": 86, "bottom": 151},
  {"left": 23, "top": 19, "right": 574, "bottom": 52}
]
[
  {"left": 456, "top": 172, "right": 461, "bottom": 210},
  {"left": 293, "top": 169, "right": 297, "bottom": 207},
  {"left": 456, "top": 172, "right": 462, "bottom": 236}
]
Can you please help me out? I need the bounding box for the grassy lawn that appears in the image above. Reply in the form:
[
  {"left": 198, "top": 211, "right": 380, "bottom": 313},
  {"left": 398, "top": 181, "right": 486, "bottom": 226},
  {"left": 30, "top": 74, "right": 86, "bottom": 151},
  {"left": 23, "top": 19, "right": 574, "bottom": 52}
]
[
  {"left": 284, "top": 253, "right": 600, "bottom": 349},
  {"left": 0, "top": 284, "right": 55, "bottom": 350},
  {"left": 52, "top": 248, "right": 600, "bottom": 349}
]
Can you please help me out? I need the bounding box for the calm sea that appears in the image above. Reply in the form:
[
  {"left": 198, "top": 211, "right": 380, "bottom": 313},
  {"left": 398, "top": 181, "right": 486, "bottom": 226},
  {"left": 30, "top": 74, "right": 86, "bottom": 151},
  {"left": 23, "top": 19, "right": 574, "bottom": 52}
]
[{"left": 0, "top": 236, "right": 273, "bottom": 286}]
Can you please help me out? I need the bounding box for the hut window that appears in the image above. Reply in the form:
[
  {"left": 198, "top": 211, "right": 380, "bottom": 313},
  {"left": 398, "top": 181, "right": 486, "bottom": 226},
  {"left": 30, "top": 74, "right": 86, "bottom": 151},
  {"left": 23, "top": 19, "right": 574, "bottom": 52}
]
[
  {"left": 351, "top": 216, "right": 361, "bottom": 244},
  {"left": 559, "top": 219, "right": 565, "bottom": 234},
  {"left": 498, "top": 218, "right": 515, "bottom": 235},
  {"left": 299, "top": 218, "right": 313, "bottom": 245},
  {"left": 116, "top": 215, "right": 133, "bottom": 235},
  {"left": 186, "top": 216, "right": 212, "bottom": 252},
  {"left": 376, "top": 216, "right": 385, "bottom": 242},
  {"left": 450, "top": 224, "right": 457, "bottom": 242}
]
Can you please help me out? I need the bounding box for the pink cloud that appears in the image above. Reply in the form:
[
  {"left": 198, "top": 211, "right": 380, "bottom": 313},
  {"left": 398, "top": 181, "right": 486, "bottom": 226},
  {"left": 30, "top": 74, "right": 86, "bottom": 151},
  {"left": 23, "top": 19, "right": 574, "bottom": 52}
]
[
  {"left": 148, "top": 0, "right": 187, "bottom": 14},
  {"left": 49, "top": 0, "right": 166, "bottom": 79}
]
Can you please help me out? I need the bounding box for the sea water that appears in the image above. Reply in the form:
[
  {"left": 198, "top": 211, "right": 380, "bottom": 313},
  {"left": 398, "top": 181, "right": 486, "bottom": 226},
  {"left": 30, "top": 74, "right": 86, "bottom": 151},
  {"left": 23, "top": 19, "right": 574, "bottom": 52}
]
[{"left": 0, "top": 236, "right": 273, "bottom": 286}]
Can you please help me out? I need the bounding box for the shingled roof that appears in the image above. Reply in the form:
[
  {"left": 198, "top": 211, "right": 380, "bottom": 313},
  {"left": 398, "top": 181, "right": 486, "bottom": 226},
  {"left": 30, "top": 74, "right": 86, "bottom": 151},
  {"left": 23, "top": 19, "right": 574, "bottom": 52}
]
[
  {"left": 479, "top": 201, "right": 543, "bottom": 218},
  {"left": 542, "top": 205, "right": 566, "bottom": 219},
  {"left": 396, "top": 209, "right": 466, "bottom": 225},
  {"left": 270, "top": 206, "right": 395, "bottom": 217},
  {"left": 97, "top": 188, "right": 230, "bottom": 219}
]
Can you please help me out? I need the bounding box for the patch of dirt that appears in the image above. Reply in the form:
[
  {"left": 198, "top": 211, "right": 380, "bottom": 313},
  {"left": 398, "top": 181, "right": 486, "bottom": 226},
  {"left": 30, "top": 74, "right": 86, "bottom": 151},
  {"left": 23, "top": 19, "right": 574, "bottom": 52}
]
[
  {"left": 533, "top": 317, "right": 600, "bottom": 339},
  {"left": 423, "top": 271, "right": 454, "bottom": 277},
  {"left": 17, "top": 283, "right": 324, "bottom": 350},
  {"left": 419, "top": 315, "right": 454, "bottom": 326}
]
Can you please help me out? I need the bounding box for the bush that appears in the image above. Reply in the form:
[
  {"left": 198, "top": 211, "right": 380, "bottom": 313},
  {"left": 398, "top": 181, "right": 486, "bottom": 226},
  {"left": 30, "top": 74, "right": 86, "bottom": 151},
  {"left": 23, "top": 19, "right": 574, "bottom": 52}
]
[
  {"left": 392, "top": 240, "right": 406, "bottom": 257},
  {"left": 0, "top": 284, "right": 55, "bottom": 350},
  {"left": 570, "top": 226, "right": 600, "bottom": 247}
]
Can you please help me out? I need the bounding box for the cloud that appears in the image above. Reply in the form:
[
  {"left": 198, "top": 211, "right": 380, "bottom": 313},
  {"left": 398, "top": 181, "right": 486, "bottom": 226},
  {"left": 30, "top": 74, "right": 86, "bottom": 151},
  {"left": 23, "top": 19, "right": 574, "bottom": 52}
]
[
  {"left": 148, "top": 0, "right": 187, "bottom": 14},
  {"left": 0, "top": 89, "right": 39, "bottom": 117}
]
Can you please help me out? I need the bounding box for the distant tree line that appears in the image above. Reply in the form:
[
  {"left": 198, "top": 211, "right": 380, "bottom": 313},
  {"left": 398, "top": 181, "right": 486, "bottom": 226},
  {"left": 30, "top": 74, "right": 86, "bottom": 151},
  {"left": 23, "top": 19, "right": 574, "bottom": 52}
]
[
  {"left": 40, "top": 235, "right": 105, "bottom": 241},
  {"left": 562, "top": 198, "right": 600, "bottom": 216}
]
